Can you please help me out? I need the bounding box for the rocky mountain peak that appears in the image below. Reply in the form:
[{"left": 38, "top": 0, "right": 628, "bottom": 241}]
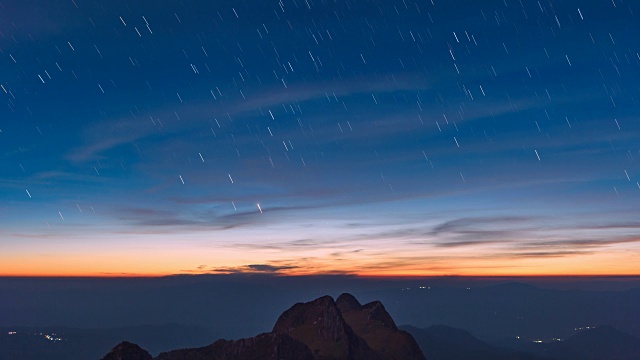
[
  {"left": 336, "top": 292, "right": 362, "bottom": 312},
  {"left": 102, "top": 293, "right": 425, "bottom": 360},
  {"left": 101, "top": 341, "right": 152, "bottom": 360},
  {"left": 337, "top": 296, "right": 424, "bottom": 360},
  {"left": 272, "top": 294, "right": 377, "bottom": 359}
]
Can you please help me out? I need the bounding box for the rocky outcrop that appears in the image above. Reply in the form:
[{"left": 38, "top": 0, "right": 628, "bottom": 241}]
[
  {"left": 155, "top": 332, "right": 314, "bottom": 360},
  {"left": 272, "top": 295, "right": 381, "bottom": 360},
  {"left": 336, "top": 293, "right": 425, "bottom": 360},
  {"left": 102, "top": 341, "right": 153, "bottom": 360}
]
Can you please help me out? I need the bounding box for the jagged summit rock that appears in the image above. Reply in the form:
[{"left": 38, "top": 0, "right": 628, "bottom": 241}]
[
  {"left": 155, "top": 332, "right": 314, "bottom": 360},
  {"left": 102, "top": 293, "right": 426, "bottom": 360},
  {"left": 272, "top": 294, "right": 380, "bottom": 359},
  {"left": 336, "top": 293, "right": 424, "bottom": 359},
  {"left": 102, "top": 341, "right": 153, "bottom": 360},
  {"left": 339, "top": 296, "right": 398, "bottom": 331},
  {"left": 336, "top": 292, "right": 362, "bottom": 312}
]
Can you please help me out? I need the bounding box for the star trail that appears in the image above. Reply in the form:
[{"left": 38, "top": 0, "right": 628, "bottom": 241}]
[{"left": 1, "top": 0, "right": 639, "bottom": 276}]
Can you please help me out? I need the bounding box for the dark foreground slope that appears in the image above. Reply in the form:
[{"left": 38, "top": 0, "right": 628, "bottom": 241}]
[
  {"left": 496, "top": 325, "right": 640, "bottom": 360},
  {"left": 102, "top": 293, "right": 425, "bottom": 360},
  {"left": 405, "top": 323, "right": 640, "bottom": 360},
  {"left": 155, "top": 333, "right": 314, "bottom": 360},
  {"left": 544, "top": 325, "right": 640, "bottom": 360},
  {"left": 0, "top": 324, "right": 213, "bottom": 360},
  {"left": 402, "top": 325, "right": 547, "bottom": 360}
]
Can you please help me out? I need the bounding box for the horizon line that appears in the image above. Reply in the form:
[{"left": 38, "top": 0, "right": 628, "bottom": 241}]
[{"left": 2, "top": 273, "right": 640, "bottom": 279}]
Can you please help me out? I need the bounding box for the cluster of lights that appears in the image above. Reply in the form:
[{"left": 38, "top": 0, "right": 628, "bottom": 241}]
[
  {"left": 6, "top": 331, "right": 65, "bottom": 342},
  {"left": 574, "top": 326, "right": 595, "bottom": 331},
  {"left": 401, "top": 286, "right": 435, "bottom": 290},
  {"left": 531, "top": 337, "right": 563, "bottom": 343},
  {"left": 43, "top": 334, "right": 64, "bottom": 342}
]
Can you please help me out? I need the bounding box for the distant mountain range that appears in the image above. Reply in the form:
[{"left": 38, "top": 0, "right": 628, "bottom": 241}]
[
  {"left": 103, "top": 293, "right": 425, "bottom": 360},
  {"left": 402, "top": 324, "right": 544, "bottom": 360},
  {"left": 403, "top": 323, "right": 640, "bottom": 360},
  {"left": 3, "top": 276, "right": 640, "bottom": 342},
  {"left": 0, "top": 324, "right": 213, "bottom": 360},
  {"left": 0, "top": 284, "right": 640, "bottom": 360},
  {"left": 494, "top": 325, "right": 640, "bottom": 360},
  {"left": 100, "top": 293, "right": 640, "bottom": 360}
]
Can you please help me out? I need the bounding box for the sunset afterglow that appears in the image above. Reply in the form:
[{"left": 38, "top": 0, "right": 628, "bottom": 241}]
[{"left": 1, "top": 0, "right": 639, "bottom": 278}]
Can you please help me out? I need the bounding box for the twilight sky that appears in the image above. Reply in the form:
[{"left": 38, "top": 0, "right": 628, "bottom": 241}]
[{"left": 1, "top": 0, "right": 639, "bottom": 276}]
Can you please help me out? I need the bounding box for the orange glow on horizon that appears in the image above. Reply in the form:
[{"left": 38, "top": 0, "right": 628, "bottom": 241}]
[
  {"left": 2, "top": 240, "right": 639, "bottom": 278},
  {"left": 3, "top": 263, "right": 639, "bottom": 278}
]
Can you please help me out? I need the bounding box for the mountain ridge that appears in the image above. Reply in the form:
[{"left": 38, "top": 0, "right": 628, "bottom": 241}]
[
  {"left": 102, "top": 293, "right": 425, "bottom": 360},
  {"left": 404, "top": 323, "right": 640, "bottom": 360}
]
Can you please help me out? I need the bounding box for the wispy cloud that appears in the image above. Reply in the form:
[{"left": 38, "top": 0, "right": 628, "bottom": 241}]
[
  {"left": 65, "top": 75, "right": 429, "bottom": 165},
  {"left": 520, "top": 236, "right": 640, "bottom": 249},
  {"left": 187, "top": 263, "right": 301, "bottom": 274}
]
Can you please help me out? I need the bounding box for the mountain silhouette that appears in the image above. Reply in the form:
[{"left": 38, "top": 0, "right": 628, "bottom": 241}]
[
  {"left": 102, "top": 293, "right": 425, "bottom": 360},
  {"left": 335, "top": 293, "right": 424, "bottom": 359},
  {"left": 541, "top": 325, "right": 640, "bottom": 360},
  {"left": 489, "top": 325, "right": 640, "bottom": 360},
  {"left": 154, "top": 332, "right": 314, "bottom": 360},
  {"left": 102, "top": 341, "right": 152, "bottom": 360},
  {"left": 402, "top": 324, "right": 548, "bottom": 360}
]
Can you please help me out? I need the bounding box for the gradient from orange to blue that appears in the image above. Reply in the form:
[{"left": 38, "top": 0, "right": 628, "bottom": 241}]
[{"left": 1, "top": 0, "right": 639, "bottom": 277}]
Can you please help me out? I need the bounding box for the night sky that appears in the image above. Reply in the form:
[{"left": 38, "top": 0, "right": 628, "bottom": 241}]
[{"left": 2, "top": 0, "right": 639, "bottom": 276}]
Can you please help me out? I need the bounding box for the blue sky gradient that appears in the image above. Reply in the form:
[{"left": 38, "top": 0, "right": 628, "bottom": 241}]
[{"left": 1, "top": 0, "right": 639, "bottom": 276}]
